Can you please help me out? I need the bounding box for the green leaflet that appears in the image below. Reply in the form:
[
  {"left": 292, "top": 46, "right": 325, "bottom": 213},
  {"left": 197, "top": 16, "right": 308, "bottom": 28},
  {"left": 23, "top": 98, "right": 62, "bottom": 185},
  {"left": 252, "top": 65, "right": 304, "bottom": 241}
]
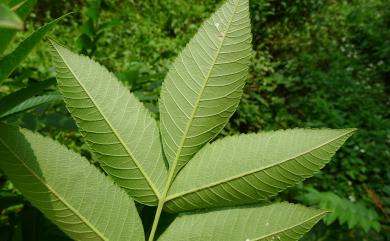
[
  {"left": 49, "top": 40, "right": 168, "bottom": 205},
  {"left": 0, "top": 0, "right": 36, "bottom": 55},
  {"left": 0, "top": 93, "right": 63, "bottom": 119},
  {"left": 0, "top": 4, "right": 23, "bottom": 30},
  {"left": 165, "top": 129, "right": 356, "bottom": 212},
  {"left": 159, "top": 0, "right": 252, "bottom": 174},
  {"left": 0, "top": 14, "right": 66, "bottom": 83},
  {"left": 158, "top": 203, "right": 327, "bottom": 241},
  {"left": 0, "top": 123, "right": 144, "bottom": 241},
  {"left": 0, "top": 78, "right": 56, "bottom": 117}
]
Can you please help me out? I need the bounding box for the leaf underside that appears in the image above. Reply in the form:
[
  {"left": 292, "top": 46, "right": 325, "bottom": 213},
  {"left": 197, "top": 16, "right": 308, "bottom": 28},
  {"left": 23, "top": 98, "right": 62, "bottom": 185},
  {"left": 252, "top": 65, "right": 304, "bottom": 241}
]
[
  {"left": 165, "top": 128, "right": 355, "bottom": 212},
  {"left": 158, "top": 202, "right": 327, "bottom": 241},
  {"left": 159, "top": 0, "right": 252, "bottom": 174},
  {"left": 0, "top": 78, "right": 56, "bottom": 117},
  {"left": 0, "top": 93, "right": 62, "bottom": 119},
  {"left": 0, "top": 123, "right": 144, "bottom": 241},
  {"left": 31, "top": 1, "right": 356, "bottom": 240},
  {"left": 49, "top": 40, "right": 167, "bottom": 205}
]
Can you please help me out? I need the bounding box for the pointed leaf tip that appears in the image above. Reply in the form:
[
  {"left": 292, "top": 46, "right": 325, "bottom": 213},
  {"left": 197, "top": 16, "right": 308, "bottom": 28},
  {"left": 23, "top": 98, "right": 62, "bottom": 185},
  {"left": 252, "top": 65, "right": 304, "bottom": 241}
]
[
  {"left": 50, "top": 41, "right": 168, "bottom": 205},
  {"left": 159, "top": 0, "right": 252, "bottom": 175},
  {"left": 159, "top": 203, "right": 328, "bottom": 241},
  {"left": 0, "top": 15, "right": 65, "bottom": 82},
  {"left": 165, "top": 128, "right": 355, "bottom": 212}
]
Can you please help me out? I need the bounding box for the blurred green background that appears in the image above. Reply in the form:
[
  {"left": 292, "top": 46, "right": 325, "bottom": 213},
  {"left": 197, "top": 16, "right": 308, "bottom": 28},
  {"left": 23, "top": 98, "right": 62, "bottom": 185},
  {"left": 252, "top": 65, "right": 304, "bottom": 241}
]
[{"left": 0, "top": 0, "right": 389, "bottom": 240}]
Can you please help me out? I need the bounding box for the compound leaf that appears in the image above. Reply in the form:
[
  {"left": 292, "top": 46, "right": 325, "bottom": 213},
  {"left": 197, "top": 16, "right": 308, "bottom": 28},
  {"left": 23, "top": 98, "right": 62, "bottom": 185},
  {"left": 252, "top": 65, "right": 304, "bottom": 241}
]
[
  {"left": 49, "top": 40, "right": 167, "bottom": 205},
  {"left": 298, "top": 188, "right": 381, "bottom": 232},
  {"left": 0, "top": 123, "right": 145, "bottom": 241},
  {"left": 165, "top": 128, "right": 355, "bottom": 212},
  {"left": 159, "top": 0, "right": 252, "bottom": 174},
  {"left": 158, "top": 203, "right": 327, "bottom": 241}
]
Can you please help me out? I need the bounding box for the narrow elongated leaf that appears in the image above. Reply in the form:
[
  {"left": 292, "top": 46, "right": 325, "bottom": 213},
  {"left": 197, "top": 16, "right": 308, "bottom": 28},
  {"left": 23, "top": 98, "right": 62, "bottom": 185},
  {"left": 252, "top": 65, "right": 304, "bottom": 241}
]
[
  {"left": 159, "top": 0, "right": 252, "bottom": 174},
  {"left": 0, "top": 78, "right": 56, "bottom": 116},
  {"left": 158, "top": 203, "right": 327, "bottom": 241},
  {"left": 0, "top": 4, "right": 23, "bottom": 30},
  {"left": 49, "top": 40, "right": 168, "bottom": 205},
  {"left": 0, "top": 0, "right": 36, "bottom": 55},
  {"left": 0, "top": 14, "right": 65, "bottom": 82},
  {"left": 0, "top": 123, "right": 144, "bottom": 241},
  {"left": 165, "top": 129, "right": 355, "bottom": 212},
  {"left": 0, "top": 93, "right": 62, "bottom": 118}
]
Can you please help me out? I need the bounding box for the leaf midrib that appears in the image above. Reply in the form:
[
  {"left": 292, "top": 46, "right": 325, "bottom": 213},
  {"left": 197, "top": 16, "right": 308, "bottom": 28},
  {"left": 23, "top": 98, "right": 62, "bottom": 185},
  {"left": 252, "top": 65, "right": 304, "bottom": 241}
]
[
  {"left": 166, "top": 130, "right": 353, "bottom": 202},
  {"left": 0, "top": 135, "right": 108, "bottom": 241},
  {"left": 52, "top": 43, "right": 160, "bottom": 199},
  {"left": 169, "top": 0, "right": 240, "bottom": 175},
  {"left": 251, "top": 211, "right": 327, "bottom": 240},
  {"left": 146, "top": 3, "right": 242, "bottom": 240}
]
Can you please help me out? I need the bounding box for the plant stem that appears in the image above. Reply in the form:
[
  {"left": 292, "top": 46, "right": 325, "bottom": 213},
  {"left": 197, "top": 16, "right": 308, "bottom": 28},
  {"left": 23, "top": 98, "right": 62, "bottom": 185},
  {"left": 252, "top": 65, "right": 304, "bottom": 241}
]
[
  {"left": 147, "top": 168, "right": 176, "bottom": 241},
  {"left": 148, "top": 199, "right": 164, "bottom": 241}
]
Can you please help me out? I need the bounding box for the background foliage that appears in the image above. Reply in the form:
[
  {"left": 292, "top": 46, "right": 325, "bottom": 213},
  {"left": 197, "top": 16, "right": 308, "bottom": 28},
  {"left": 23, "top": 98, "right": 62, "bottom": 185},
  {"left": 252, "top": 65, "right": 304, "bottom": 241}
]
[{"left": 0, "top": 0, "right": 389, "bottom": 240}]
